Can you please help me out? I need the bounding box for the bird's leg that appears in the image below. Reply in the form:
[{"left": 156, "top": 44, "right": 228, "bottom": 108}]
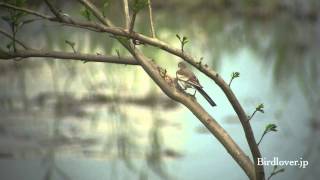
[
  {"left": 189, "top": 89, "right": 197, "bottom": 99},
  {"left": 192, "top": 89, "right": 197, "bottom": 96},
  {"left": 183, "top": 84, "right": 187, "bottom": 90}
]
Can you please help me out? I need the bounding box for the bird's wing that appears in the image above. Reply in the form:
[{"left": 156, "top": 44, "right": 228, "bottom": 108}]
[
  {"left": 177, "top": 69, "right": 203, "bottom": 88},
  {"left": 187, "top": 76, "right": 203, "bottom": 88}
]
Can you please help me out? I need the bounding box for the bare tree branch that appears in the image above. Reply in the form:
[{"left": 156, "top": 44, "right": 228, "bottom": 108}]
[
  {"left": 147, "top": 0, "right": 156, "bottom": 38},
  {"left": 0, "top": 49, "right": 137, "bottom": 65},
  {"left": 122, "top": 0, "right": 130, "bottom": 29},
  {"left": 125, "top": 45, "right": 256, "bottom": 179},
  {"left": 77, "top": 0, "right": 114, "bottom": 27},
  {"left": 0, "top": 2, "right": 54, "bottom": 20},
  {"left": 129, "top": 11, "right": 137, "bottom": 34},
  {"left": 44, "top": 0, "right": 65, "bottom": 21},
  {"left": 0, "top": 29, "right": 29, "bottom": 50}
]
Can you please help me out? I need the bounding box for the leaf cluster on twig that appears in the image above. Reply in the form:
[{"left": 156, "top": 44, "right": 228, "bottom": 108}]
[
  {"left": 228, "top": 71, "right": 240, "bottom": 87},
  {"left": 248, "top": 103, "right": 264, "bottom": 121},
  {"left": 257, "top": 123, "right": 277, "bottom": 146},
  {"left": 176, "top": 34, "right": 188, "bottom": 53}
]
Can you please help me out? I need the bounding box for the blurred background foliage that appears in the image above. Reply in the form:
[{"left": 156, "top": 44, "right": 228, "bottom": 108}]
[{"left": 0, "top": 0, "right": 319, "bottom": 180}]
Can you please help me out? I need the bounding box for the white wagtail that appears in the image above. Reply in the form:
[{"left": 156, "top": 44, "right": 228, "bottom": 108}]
[{"left": 176, "top": 62, "right": 216, "bottom": 106}]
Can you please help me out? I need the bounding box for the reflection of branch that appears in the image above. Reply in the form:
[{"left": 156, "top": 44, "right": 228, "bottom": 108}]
[
  {"left": 0, "top": 49, "right": 137, "bottom": 65},
  {"left": 0, "top": 29, "right": 29, "bottom": 50},
  {"left": 83, "top": 94, "right": 178, "bottom": 108},
  {"left": 33, "top": 92, "right": 178, "bottom": 110}
]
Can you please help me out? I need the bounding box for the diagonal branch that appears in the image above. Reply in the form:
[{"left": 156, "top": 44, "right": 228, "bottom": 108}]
[
  {"left": 129, "top": 11, "right": 137, "bottom": 33},
  {"left": 125, "top": 45, "right": 255, "bottom": 179},
  {"left": 0, "top": 49, "right": 137, "bottom": 65},
  {"left": 0, "top": 29, "right": 29, "bottom": 50},
  {"left": 44, "top": 0, "right": 65, "bottom": 21},
  {"left": 77, "top": 0, "right": 113, "bottom": 27}
]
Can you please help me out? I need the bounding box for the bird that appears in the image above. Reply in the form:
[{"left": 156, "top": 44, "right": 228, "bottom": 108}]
[{"left": 176, "top": 62, "right": 216, "bottom": 106}]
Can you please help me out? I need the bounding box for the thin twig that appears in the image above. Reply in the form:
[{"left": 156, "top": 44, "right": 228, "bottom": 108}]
[
  {"left": 147, "top": 0, "right": 156, "bottom": 38},
  {"left": 0, "top": 29, "right": 29, "bottom": 50},
  {"left": 77, "top": 0, "right": 113, "bottom": 27},
  {"left": 0, "top": 2, "right": 54, "bottom": 20},
  {"left": 228, "top": 78, "right": 234, "bottom": 87},
  {"left": 122, "top": 0, "right": 130, "bottom": 29},
  {"left": 0, "top": 49, "right": 137, "bottom": 65},
  {"left": 257, "top": 132, "right": 266, "bottom": 146},
  {"left": 248, "top": 109, "right": 258, "bottom": 121},
  {"left": 129, "top": 12, "right": 137, "bottom": 33},
  {"left": 44, "top": 0, "right": 64, "bottom": 21},
  {"left": 267, "top": 167, "right": 285, "bottom": 180}
]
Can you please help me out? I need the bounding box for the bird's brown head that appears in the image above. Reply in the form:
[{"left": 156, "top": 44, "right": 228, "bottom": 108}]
[{"left": 178, "top": 62, "right": 188, "bottom": 69}]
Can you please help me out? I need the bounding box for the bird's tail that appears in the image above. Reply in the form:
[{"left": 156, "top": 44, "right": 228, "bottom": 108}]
[{"left": 195, "top": 86, "right": 216, "bottom": 106}]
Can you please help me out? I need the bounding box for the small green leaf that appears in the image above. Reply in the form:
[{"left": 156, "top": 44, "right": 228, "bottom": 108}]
[
  {"left": 176, "top": 34, "right": 181, "bottom": 40},
  {"left": 80, "top": 8, "right": 91, "bottom": 21},
  {"left": 116, "top": 49, "right": 120, "bottom": 58},
  {"left": 231, "top": 72, "right": 240, "bottom": 79},
  {"left": 131, "top": 0, "right": 148, "bottom": 13},
  {"left": 6, "top": 42, "right": 13, "bottom": 50},
  {"left": 265, "top": 123, "right": 277, "bottom": 132},
  {"left": 256, "top": 103, "right": 264, "bottom": 113},
  {"left": 65, "top": 40, "right": 75, "bottom": 47}
]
